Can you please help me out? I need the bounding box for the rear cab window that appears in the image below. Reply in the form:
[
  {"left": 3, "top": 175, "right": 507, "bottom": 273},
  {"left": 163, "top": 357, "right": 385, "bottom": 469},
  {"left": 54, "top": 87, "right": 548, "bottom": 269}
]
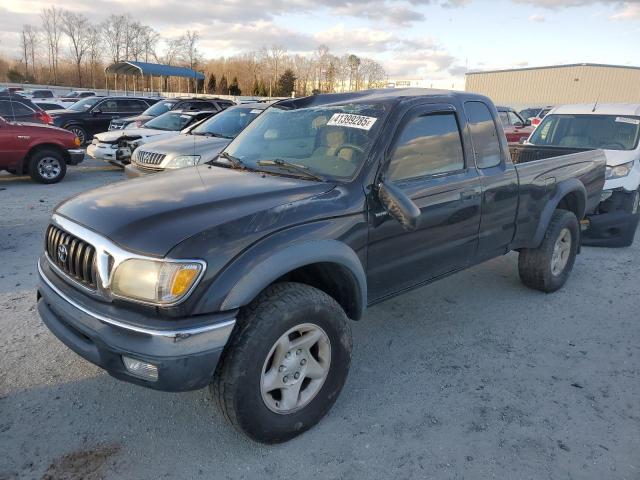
[{"left": 465, "top": 101, "right": 502, "bottom": 168}]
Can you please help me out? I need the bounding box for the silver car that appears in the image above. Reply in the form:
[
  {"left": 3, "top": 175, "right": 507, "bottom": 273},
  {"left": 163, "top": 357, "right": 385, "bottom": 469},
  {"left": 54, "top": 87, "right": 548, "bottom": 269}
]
[{"left": 125, "top": 102, "right": 268, "bottom": 178}]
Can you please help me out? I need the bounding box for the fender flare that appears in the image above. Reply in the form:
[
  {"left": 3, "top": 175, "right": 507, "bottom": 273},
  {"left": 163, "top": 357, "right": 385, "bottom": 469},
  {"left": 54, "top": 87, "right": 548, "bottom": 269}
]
[
  {"left": 220, "top": 239, "right": 367, "bottom": 319},
  {"left": 531, "top": 178, "right": 586, "bottom": 247}
]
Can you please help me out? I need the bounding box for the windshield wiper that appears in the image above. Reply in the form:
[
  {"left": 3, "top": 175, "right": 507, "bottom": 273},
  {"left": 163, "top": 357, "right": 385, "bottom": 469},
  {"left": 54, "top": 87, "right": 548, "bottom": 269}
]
[
  {"left": 257, "top": 159, "right": 325, "bottom": 181},
  {"left": 217, "top": 151, "right": 247, "bottom": 169}
]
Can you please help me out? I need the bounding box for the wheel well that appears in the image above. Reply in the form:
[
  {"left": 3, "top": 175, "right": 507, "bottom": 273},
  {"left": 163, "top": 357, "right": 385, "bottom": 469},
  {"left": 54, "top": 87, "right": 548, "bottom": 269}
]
[
  {"left": 556, "top": 191, "right": 585, "bottom": 220},
  {"left": 24, "top": 144, "right": 68, "bottom": 173},
  {"left": 274, "top": 262, "right": 363, "bottom": 320}
]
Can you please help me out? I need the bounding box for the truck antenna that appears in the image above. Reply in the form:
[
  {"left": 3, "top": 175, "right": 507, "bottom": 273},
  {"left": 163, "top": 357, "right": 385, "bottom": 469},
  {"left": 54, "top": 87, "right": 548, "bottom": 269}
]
[{"left": 592, "top": 93, "right": 601, "bottom": 112}]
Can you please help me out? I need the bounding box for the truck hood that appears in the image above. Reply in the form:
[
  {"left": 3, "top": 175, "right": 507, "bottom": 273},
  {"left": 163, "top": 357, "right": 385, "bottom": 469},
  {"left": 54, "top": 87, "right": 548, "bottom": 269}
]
[
  {"left": 601, "top": 149, "right": 638, "bottom": 167},
  {"left": 55, "top": 165, "right": 334, "bottom": 256},
  {"left": 94, "top": 128, "right": 174, "bottom": 143},
  {"left": 10, "top": 121, "right": 69, "bottom": 134},
  {"left": 140, "top": 133, "right": 231, "bottom": 161}
]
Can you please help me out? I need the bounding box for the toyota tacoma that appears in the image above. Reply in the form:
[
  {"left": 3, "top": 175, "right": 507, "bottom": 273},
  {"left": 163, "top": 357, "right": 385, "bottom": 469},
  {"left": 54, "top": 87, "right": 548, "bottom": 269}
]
[{"left": 37, "top": 89, "right": 606, "bottom": 443}]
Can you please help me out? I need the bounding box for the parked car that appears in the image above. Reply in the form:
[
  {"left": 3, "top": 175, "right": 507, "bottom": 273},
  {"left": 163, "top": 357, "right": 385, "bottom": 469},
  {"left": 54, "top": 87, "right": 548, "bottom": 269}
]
[
  {"left": 497, "top": 106, "right": 535, "bottom": 143},
  {"left": 23, "top": 89, "right": 56, "bottom": 101},
  {"left": 531, "top": 106, "right": 554, "bottom": 127},
  {"left": 520, "top": 103, "right": 640, "bottom": 246},
  {"left": 108, "top": 97, "right": 235, "bottom": 130},
  {"left": 87, "top": 110, "right": 218, "bottom": 166},
  {"left": 34, "top": 101, "right": 72, "bottom": 111},
  {"left": 37, "top": 89, "right": 606, "bottom": 443},
  {"left": 0, "top": 115, "right": 84, "bottom": 183},
  {"left": 125, "top": 102, "right": 267, "bottom": 177},
  {"left": 49, "top": 96, "right": 155, "bottom": 145},
  {"left": 519, "top": 107, "right": 543, "bottom": 121},
  {"left": 59, "top": 90, "right": 96, "bottom": 101},
  {"left": 0, "top": 92, "right": 53, "bottom": 124}
]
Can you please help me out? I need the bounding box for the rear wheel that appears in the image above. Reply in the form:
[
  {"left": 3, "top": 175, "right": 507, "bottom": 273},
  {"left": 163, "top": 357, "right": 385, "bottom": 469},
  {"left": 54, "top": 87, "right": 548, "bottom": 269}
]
[
  {"left": 212, "top": 282, "right": 352, "bottom": 444},
  {"left": 28, "top": 149, "right": 67, "bottom": 184},
  {"left": 518, "top": 209, "right": 579, "bottom": 293}
]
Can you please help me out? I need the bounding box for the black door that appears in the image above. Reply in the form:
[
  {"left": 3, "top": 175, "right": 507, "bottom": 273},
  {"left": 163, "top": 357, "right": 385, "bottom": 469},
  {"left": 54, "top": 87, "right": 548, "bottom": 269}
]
[
  {"left": 464, "top": 101, "right": 519, "bottom": 261},
  {"left": 367, "top": 105, "right": 482, "bottom": 301},
  {"left": 86, "top": 99, "right": 124, "bottom": 135}
]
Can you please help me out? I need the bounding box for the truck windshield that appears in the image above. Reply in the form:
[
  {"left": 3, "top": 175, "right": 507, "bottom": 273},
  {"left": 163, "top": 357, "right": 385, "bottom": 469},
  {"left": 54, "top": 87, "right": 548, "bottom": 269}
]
[
  {"left": 530, "top": 114, "right": 640, "bottom": 151},
  {"left": 191, "top": 107, "right": 263, "bottom": 139},
  {"left": 224, "top": 103, "right": 387, "bottom": 180},
  {"left": 68, "top": 97, "right": 101, "bottom": 111},
  {"left": 143, "top": 112, "right": 196, "bottom": 131}
]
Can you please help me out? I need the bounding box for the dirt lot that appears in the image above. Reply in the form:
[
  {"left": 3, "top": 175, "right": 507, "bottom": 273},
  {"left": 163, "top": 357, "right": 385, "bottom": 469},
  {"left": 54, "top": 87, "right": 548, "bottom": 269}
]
[{"left": 1, "top": 159, "right": 638, "bottom": 480}]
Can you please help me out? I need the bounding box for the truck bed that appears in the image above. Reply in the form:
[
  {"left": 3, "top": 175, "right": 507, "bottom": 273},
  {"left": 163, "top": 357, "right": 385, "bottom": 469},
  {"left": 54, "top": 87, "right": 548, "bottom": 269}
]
[{"left": 509, "top": 147, "right": 607, "bottom": 249}]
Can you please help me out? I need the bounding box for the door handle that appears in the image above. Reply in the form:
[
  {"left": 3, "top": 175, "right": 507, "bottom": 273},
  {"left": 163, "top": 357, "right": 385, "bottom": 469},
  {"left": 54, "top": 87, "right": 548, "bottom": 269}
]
[{"left": 460, "top": 189, "right": 477, "bottom": 200}]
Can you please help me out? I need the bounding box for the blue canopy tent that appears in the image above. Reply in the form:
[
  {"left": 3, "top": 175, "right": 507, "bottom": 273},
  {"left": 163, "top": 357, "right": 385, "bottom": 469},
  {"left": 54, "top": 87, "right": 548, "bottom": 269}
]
[{"left": 105, "top": 61, "right": 206, "bottom": 95}]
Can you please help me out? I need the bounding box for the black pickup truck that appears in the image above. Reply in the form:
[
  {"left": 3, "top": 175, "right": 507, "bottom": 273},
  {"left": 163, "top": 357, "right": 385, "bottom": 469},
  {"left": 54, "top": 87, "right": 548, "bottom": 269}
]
[{"left": 37, "top": 89, "right": 606, "bottom": 443}]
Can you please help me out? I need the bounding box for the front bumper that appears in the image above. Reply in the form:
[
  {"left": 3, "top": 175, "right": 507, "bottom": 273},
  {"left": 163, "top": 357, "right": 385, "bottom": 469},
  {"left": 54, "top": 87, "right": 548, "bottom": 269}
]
[
  {"left": 66, "top": 149, "right": 85, "bottom": 165},
  {"left": 86, "top": 143, "right": 117, "bottom": 161},
  {"left": 124, "top": 163, "right": 161, "bottom": 178},
  {"left": 37, "top": 259, "right": 236, "bottom": 391},
  {"left": 583, "top": 189, "right": 640, "bottom": 247}
]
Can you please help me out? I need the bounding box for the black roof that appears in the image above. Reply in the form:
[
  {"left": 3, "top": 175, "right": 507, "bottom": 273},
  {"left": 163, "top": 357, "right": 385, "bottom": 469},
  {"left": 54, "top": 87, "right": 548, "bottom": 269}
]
[{"left": 277, "top": 88, "right": 482, "bottom": 110}]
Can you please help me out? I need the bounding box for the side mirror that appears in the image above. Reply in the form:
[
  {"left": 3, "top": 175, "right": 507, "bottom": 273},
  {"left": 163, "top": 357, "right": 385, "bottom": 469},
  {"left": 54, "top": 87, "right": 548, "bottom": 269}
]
[
  {"left": 513, "top": 121, "right": 524, "bottom": 128},
  {"left": 378, "top": 181, "right": 421, "bottom": 231},
  {"left": 92, "top": 108, "right": 102, "bottom": 115},
  {"left": 524, "top": 119, "right": 532, "bottom": 126}
]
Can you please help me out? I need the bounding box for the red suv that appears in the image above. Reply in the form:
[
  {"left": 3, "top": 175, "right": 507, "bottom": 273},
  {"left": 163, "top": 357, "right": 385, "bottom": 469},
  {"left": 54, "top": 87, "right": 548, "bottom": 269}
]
[
  {"left": 497, "top": 106, "right": 535, "bottom": 143},
  {"left": 0, "top": 116, "right": 84, "bottom": 183}
]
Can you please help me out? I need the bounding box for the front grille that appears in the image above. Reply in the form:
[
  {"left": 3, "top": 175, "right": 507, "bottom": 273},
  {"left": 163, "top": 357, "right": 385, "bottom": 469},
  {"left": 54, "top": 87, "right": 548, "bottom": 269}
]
[
  {"left": 136, "top": 150, "right": 166, "bottom": 166},
  {"left": 46, "top": 224, "right": 97, "bottom": 289}
]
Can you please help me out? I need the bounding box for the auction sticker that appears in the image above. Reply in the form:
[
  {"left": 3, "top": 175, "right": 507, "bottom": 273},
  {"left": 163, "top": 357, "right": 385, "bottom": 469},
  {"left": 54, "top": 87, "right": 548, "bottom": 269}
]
[
  {"left": 615, "top": 117, "right": 640, "bottom": 125},
  {"left": 327, "top": 113, "right": 377, "bottom": 131}
]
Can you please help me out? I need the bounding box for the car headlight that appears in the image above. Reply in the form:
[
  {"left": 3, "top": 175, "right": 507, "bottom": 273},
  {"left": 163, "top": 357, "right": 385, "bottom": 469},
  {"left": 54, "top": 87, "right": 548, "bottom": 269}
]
[
  {"left": 605, "top": 161, "right": 633, "bottom": 180},
  {"left": 111, "top": 259, "right": 204, "bottom": 304},
  {"left": 131, "top": 149, "right": 140, "bottom": 162},
  {"left": 164, "top": 155, "right": 201, "bottom": 169}
]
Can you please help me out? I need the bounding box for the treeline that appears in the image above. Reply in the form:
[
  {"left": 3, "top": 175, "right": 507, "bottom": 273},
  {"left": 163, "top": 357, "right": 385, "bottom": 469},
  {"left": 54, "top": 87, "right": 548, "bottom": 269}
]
[{"left": 4, "top": 9, "right": 387, "bottom": 96}]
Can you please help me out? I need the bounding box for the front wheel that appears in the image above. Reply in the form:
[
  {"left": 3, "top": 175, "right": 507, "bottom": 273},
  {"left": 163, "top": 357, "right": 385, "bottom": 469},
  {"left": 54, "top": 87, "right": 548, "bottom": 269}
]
[
  {"left": 212, "top": 282, "right": 352, "bottom": 443},
  {"left": 28, "top": 149, "right": 67, "bottom": 184},
  {"left": 518, "top": 209, "right": 579, "bottom": 293}
]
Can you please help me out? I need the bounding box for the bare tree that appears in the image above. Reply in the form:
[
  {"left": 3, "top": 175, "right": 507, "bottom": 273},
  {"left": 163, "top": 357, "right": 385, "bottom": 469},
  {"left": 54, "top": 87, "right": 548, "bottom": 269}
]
[
  {"left": 102, "top": 14, "right": 128, "bottom": 64},
  {"left": 183, "top": 30, "right": 201, "bottom": 69},
  {"left": 41, "top": 7, "right": 63, "bottom": 84},
  {"left": 87, "top": 25, "right": 102, "bottom": 88},
  {"left": 62, "top": 11, "right": 91, "bottom": 86}
]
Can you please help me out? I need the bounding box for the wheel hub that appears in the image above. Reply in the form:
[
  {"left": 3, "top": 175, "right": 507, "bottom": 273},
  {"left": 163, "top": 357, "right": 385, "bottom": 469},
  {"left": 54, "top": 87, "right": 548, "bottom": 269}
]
[
  {"left": 260, "top": 323, "right": 331, "bottom": 414},
  {"left": 551, "top": 227, "right": 572, "bottom": 276}
]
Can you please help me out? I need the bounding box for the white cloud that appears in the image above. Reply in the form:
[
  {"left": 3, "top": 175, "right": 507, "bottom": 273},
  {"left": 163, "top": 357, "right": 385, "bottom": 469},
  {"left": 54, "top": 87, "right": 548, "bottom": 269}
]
[
  {"left": 529, "top": 13, "right": 546, "bottom": 22},
  {"left": 610, "top": 4, "right": 640, "bottom": 20}
]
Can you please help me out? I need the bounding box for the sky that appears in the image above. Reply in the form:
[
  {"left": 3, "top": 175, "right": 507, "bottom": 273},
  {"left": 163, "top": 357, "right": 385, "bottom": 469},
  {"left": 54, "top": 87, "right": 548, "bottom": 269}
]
[{"left": 1, "top": 0, "right": 639, "bottom": 89}]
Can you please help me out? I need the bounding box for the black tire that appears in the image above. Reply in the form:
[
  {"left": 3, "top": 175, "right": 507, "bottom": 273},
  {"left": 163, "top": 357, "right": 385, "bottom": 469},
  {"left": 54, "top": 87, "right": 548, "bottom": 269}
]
[
  {"left": 212, "top": 282, "right": 352, "bottom": 444},
  {"left": 518, "top": 209, "right": 579, "bottom": 293},
  {"left": 66, "top": 125, "right": 88, "bottom": 145},
  {"left": 28, "top": 149, "right": 67, "bottom": 184}
]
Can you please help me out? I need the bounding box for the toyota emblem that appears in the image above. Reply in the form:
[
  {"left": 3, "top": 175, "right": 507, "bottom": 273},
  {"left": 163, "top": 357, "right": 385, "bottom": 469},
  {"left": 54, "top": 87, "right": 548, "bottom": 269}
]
[{"left": 57, "top": 244, "right": 68, "bottom": 262}]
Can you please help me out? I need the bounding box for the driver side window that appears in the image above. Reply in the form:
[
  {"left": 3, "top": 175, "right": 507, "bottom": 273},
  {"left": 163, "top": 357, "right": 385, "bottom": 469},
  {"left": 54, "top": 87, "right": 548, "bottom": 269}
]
[{"left": 388, "top": 113, "right": 465, "bottom": 182}]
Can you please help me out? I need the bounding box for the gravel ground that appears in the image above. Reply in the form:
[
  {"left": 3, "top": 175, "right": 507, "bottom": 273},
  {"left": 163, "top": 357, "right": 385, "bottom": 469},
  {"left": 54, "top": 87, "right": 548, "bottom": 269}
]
[{"left": 1, "top": 159, "right": 638, "bottom": 480}]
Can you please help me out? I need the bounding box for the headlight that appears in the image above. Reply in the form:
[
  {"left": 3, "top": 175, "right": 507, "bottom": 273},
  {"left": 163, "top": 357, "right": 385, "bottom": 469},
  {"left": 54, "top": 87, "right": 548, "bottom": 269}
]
[
  {"left": 605, "top": 161, "right": 633, "bottom": 180},
  {"left": 111, "top": 259, "right": 204, "bottom": 304},
  {"left": 131, "top": 149, "right": 140, "bottom": 162},
  {"left": 164, "top": 155, "right": 201, "bottom": 169}
]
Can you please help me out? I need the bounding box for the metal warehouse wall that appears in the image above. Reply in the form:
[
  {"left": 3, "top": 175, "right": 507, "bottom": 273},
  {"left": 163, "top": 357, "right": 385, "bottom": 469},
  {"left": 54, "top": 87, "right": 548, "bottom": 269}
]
[{"left": 465, "top": 64, "right": 640, "bottom": 107}]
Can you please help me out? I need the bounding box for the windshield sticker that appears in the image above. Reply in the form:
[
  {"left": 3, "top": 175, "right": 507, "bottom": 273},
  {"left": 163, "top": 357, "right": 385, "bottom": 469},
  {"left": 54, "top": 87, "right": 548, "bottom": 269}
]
[
  {"left": 615, "top": 117, "right": 640, "bottom": 125},
  {"left": 327, "top": 113, "right": 377, "bottom": 131},
  {"left": 250, "top": 109, "right": 262, "bottom": 114}
]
